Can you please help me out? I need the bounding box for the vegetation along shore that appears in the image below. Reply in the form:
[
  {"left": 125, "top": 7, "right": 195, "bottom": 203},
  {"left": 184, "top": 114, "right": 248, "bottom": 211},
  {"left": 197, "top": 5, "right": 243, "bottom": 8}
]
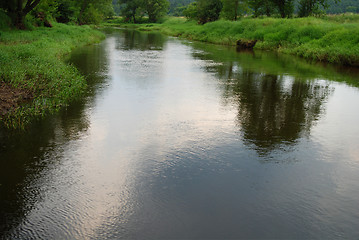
[{"left": 107, "top": 15, "right": 359, "bottom": 67}]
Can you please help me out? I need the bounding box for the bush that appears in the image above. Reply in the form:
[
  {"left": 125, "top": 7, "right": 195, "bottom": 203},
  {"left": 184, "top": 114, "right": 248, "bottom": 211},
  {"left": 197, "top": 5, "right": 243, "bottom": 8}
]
[{"left": 0, "top": 9, "right": 11, "bottom": 30}]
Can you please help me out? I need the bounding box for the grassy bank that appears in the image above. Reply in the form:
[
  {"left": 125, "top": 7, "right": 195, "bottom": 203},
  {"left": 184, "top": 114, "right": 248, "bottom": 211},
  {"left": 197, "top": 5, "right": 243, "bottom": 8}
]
[
  {"left": 0, "top": 23, "right": 104, "bottom": 129},
  {"left": 108, "top": 15, "right": 359, "bottom": 66}
]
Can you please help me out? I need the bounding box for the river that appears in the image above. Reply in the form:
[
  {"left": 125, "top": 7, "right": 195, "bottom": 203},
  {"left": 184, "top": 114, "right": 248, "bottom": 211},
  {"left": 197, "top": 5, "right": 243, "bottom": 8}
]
[{"left": 1, "top": 28, "right": 359, "bottom": 239}]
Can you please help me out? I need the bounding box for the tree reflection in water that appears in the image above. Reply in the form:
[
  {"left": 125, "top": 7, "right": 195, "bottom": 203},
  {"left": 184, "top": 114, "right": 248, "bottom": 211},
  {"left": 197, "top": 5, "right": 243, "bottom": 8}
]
[{"left": 214, "top": 59, "right": 332, "bottom": 154}]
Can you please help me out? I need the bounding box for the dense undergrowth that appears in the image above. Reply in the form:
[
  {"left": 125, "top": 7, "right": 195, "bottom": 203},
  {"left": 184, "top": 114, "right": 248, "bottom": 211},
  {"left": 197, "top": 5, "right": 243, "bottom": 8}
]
[
  {"left": 0, "top": 21, "right": 104, "bottom": 129},
  {"left": 107, "top": 15, "right": 359, "bottom": 66}
]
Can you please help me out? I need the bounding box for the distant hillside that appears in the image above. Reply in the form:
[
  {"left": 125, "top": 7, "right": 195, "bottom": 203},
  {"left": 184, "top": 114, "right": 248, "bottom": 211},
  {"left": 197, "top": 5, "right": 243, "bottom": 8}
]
[
  {"left": 326, "top": 0, "right": 359, "bottom": 13},
  {"left": 112, "top": 0, "right": 357, "bottom": 17},
  {"left": 112, "top": 0, "right": 194, "bottom": 16}
]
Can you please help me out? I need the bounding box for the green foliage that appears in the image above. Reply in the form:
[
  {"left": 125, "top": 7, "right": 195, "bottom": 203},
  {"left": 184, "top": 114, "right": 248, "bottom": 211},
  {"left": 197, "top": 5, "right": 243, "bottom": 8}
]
[
  {"left": 248, "top": 0, "right": 275, "bottom": 17},
  {"left": 183, "top": 2, "right": 198, "bottom": 19},
  {"left": 298, "top": 0, "right": 334, "bottom": 17},
  {"left": 55, "top": 0, "right": 79, "bottom": 23},
  {"left": 78, "top": 0, "right": 114, "bottom": 24},
  {"left": 142, "top": 17, "right": 359, "bottom": 66},
  {"left": 0, "top": 9, "right": 12, "bottom": 30},
  {"left": 0, "top": 0, "right": 43, "bottom": 29},
  {"left": 271, "top": 0, "right": 294, "bottom": 17},
  {"left": 33, "top": 0, "right": 58, "bottom": 20},
  {"left": 0, "top": 23, "right": 104, "bottom": 128},
  {"left": 143, "top": 0, "right": 170, "bottom": 22},
  {"left": 1, "top": 0, "right": 114, "bottom": 27},
  {"left": 119, "top": 0, "right": 144, "bottom": 23},
  {"left": 168, "top": 0, "right": 194, "bottom": 15},
  {"left": 196, "top": 0, "right": 223, "bottom": 24},
  {"left": 80, "top": 4, "right": 104, "bottom": 24},
  {"left": 171, "top": 6, "right": 187, "bottom": 16},
  {"left": 221, "top": 0, "right": 250, "bottom": 20},
  {"left": 326, "top": 0, "right": 359, "bottom": 14},
  {"left": 118, "top": 0, "right": 169, "bottom": 23}
]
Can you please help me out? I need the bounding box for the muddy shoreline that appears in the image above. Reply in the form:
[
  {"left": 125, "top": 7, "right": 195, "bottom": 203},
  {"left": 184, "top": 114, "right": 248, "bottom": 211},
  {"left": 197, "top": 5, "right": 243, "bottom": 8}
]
[{"left": 0, "top": 82, "right": 33, "bottom": 116}]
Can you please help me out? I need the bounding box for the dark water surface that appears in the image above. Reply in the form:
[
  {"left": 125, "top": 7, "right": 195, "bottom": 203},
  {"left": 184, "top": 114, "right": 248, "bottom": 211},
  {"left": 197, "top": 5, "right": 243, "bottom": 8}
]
[{"left": 1, "top": 29, "right": 359, "bottom": 239}]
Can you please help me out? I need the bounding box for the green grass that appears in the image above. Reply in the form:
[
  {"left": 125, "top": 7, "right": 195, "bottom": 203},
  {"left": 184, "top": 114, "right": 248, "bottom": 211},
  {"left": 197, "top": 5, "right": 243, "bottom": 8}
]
[
  {"left": 113, "top": 15, "right": 359, "bottom": 66},
  {"left": 0, "top": 23, "right": 104, "bottom": 129}
]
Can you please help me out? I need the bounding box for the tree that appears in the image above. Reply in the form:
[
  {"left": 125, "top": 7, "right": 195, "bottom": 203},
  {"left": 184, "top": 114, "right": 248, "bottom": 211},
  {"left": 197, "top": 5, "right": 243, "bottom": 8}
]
[
  {"left": 78, "top": 0, "right": 113, "bottom": 24},
  {"left": 119, "top": 0, "right": 144, "bottom": 23},
  {"left": 183, "top": 2, "right": 198, "bottom": 19},
  {"left": 248, "top": 0, "right": 274, "bottom": 17},
  {"left": 196, "top": 0, "right": 222, "bottom": 24},
  {"left": 326, "top": 0, "right": 358, "bottom": 14},
  {"left": 55, "top": 0, "right": 79, "bottom": 23},
  {"left": 0, "top": 0, "right": 42, "bottom": 29},
  {"left": 143, "top": 0, "right": 169, "bottom": 22},
  {"left": 168, "top": 0, "right": 194, "bottom": 15},
  {"left": 271, "top": 0, "right": 294, "bottom": 17},
  {"left": 220, "top": 0, "right": 249, "bottom": 21},
  {"left": 298, "top": 0, "right": 337, "bottom": 17}
]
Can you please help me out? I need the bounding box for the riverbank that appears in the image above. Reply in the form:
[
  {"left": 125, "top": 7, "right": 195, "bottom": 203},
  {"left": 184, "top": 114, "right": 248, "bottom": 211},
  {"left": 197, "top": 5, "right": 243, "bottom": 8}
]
[
  {"left": 0, "top": 23, "right": 104, "bottom": 129},
  {"left": 106, "top": 15, "right": 359, "bottom": 67}
]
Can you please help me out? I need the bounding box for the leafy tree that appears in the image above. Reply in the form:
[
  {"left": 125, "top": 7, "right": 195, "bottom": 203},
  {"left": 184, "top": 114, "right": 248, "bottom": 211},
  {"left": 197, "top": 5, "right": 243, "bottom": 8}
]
[
  {"left": 112, "top": 0, "right": 122, "bottom": 15},
  {"left": 183, "top": 2, "right": 198, "bottom": 19},
  {"left": 168, "top": 0, "right": 194, "bottom": 15},
  {"left": 196, "top": 0, "right": 222, "bottom": 24},
  {"left": 220, "top": 0, "right": 249, "bottom": 21},
  {"left": 327, "top": 0, "right": 358, "bottom": 13},
  {"left": 172, "top": 5, "right": 187, "bottom": 16},
  {"left": 271, "top": 0, "right": 294, "bottom": 17},
  {"left": 0, "top": 0, "right": 42, "bottom": 29},
  {"left": 248, "top": 0, "right": 275, "bottom": 17},
  {"left": 298, "top": 0, "right": 337, "bottom": 16},
  {"left": 119, "top": 0, "right": 168, "bottom": 23},
  {"left": 119, "top": 0, "right": 144, "bottom": 23},
  {"left": 78, "top": 0, "right": 113, "bottom": 24},
  {"left": 143, "top": 0, "right": 169, "bottom": 22}
]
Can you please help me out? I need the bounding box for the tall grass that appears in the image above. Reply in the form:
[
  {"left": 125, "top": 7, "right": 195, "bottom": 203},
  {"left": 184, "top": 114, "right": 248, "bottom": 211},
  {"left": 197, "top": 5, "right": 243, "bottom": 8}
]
[
  {"left": 130, "top": 16, "right": 359, "bottom": 66},
  {"left": 0, "top": 23, "right": 104, "bottom": 128}
]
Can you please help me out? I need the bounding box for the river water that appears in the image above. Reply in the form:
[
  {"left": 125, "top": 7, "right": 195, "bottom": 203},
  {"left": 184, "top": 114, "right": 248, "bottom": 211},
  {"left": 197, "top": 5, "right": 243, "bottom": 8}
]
[{"left": 1, "top": 29, "right": 359, "bottom": 239}]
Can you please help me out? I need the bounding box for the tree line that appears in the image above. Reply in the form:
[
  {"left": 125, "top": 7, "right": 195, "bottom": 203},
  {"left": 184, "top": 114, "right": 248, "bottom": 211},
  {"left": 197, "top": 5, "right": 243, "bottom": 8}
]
[
  {"left": 326, "top": 0, "right": 359, "bottom": 13},
  {"left": 183, "top": 0, "right": 340, "bottom": 24},
  {"left": 0, "top": 0, "right": 346, "bottom": 29},
  {"left": 117, "top": 0, "right": 341, "bottom": 24},
  {"left": 117, "top": 0, "right": 169, "bottom": 23},
  {"left": 0, "top": 0, "right": 114, "bottom": 29}
]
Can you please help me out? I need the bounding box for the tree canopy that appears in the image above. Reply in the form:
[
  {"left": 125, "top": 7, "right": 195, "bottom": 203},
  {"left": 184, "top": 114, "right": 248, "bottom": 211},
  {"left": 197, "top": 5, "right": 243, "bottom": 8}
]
[
  {"left": 117, "top": 0, "right": 169, "bottom": 22},
  {"left": 1, "top": 0, "right": 114, "bottom": 28},
  {"left": 298, "top": 0, "right": 338, "bottom": 16},
  {"left": 1, "top": 0, "right": 356, "bottom": 29},
  {"left": 326, "top": 0, "right": 357, "bottom": 13},
  {"left": 221, "top": 0, "right": 250, "bottom": 21},
  {"left": 0, "top": 0, "right": 41, "bottom": 29}
]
